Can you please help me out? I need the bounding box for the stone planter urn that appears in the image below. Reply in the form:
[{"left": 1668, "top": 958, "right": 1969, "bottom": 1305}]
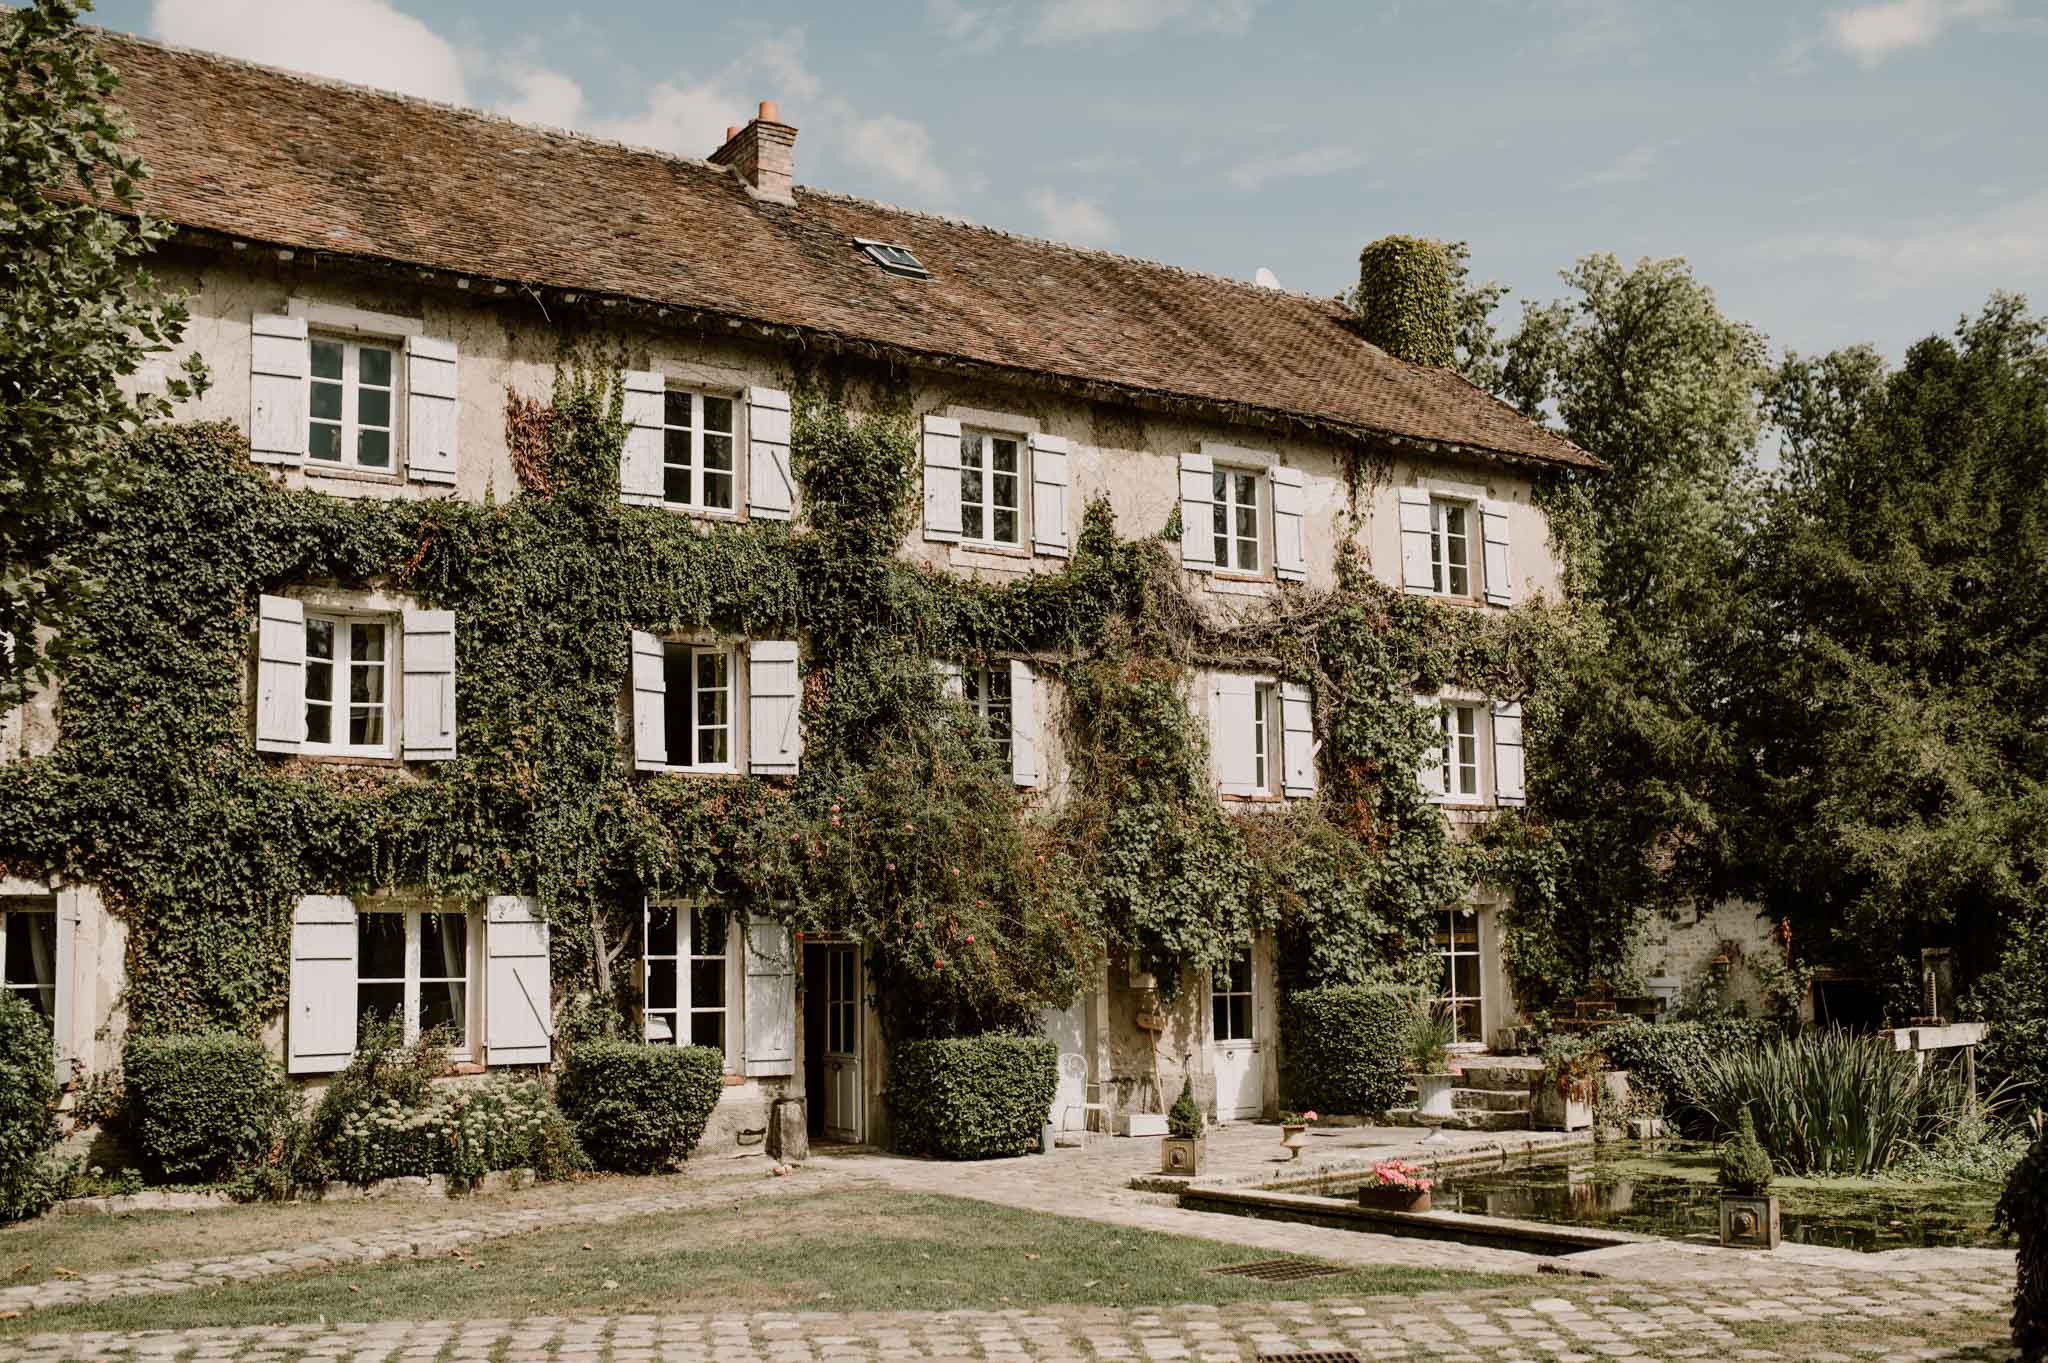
[
  {"left": 1415, "top": 1072, "right": 1457, "bottom": 1119},
  {"left": 1279, "top": 1123, "right": 1309, "bottom": 1159},
  {"left": 1160, "top": 1135, "right": 1205, "bottom": 1176},
  {"left": 1534, "top": 1083, "right": 1593, "bottom": 1132},
  {"left": 1719, "top": 1194, "right": 1781, "bottom": 1249},
  {"left": 1359, "top": 1184, "right": 1431, "bottom": 1213}
]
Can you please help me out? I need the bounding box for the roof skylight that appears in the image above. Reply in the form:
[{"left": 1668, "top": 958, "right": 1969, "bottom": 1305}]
[{"left": 856, "top": 238, "right": 930, "bottom": 279}]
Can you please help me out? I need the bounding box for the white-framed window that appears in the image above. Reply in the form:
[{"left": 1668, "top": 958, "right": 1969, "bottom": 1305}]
[
  {"left": 1212, "top": 467, "right": 1262, "bottom": 574},
  {"left": 1435, "top": 907, "right": 1483, "bottom": 1044},
  {"left": 1211, "top": 949, "right": 1253, "bottom": 1043},
  {"left": 1430, "top": 498, "right": 1473, "bottom": 597},
  {"left": 0, "top": 897, "right": 57, "bottom": 1024},
  {"left": 963, "top": 662, "right": 1014, "bottom": 765},
  {"left": 304, "top": 613, "right": 393, "bottom": 756},
  {"left": 1440, "top": 702, "right": 1481, "bottom": 801},
  {"left": 308, "top": 334, "right": 399, "bottom": 473},
  {"left": 1251, "top": 681, "right": 1276, "bottom": 795},
  {"left": 960, "top": 430, "right": 1023, "bottom": 547},
  {"left": 355, "top": 905, "right": 474, "bottom": 1054},
  {"left": 644, "top": 902, "right": 735, "bottom": 1064},
  {"left": 662, "top": 390, "right": 737, "bottom": 514},
  {"left": 663, "top": 644, "right": 735, "bottom": 771}
]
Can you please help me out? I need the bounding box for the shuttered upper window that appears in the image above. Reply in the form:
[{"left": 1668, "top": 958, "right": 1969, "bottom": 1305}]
[
  {"left": 1212, "top": 467, "right": 1263, "bottom": 574},
  {"left": 963, "top": 662, "right": 1014, "bottom": 765},
  {"left": 307, "top": 335, "right": 399, "bottom": 472},
  {"left": 1430, "top": 498, "right": 1473, "bottom": 598},
  {"left": 663, "top": 390, "right": 737, "bottom": 514},
  {"left": 1439, "top": 702, "right": 1482, "bottom": 800},
  {"left": 960, "top": 431, "right": 1024, "bottom": 547},
  {"left": 662, "top": 644, "right": 734, "bottom": 771},
  {"left": 304, "top": 614, "right": 392, "bottom": 756}
]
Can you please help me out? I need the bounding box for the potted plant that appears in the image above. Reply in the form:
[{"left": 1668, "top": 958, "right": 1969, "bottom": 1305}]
[
  {"left": 1535, "top": 1035, "right": 1599, "bottom": 1132},
  {"left": 1357, "top": 1158, "right": 1433, "bottom": 1212},
  {"left": 1160, "top": 1078, "right": 1205, "bottom": 1176},
  {"left": 1278, "top": 1109, "right": 1317, "bottom": 1160},
  {"left": 1408, "top": 1000, "right": 1457, "bottom": 1119},
  {"left": 1716, "top": 1106, "right": 1780, "bottom": 1249}
]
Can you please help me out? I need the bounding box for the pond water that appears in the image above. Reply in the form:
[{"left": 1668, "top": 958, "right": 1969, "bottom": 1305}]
[{"left": 1312, "top": 1144, "right": 2004, "bottom": 1252}]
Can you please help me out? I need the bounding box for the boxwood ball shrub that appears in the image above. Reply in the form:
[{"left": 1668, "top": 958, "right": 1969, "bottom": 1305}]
[
  {"left": 124, "top": 1031, "right": 295, "bottom": 1184},
  {"left": 1285, "top": 985, "right": 1409, "bottom": 1116},
  {"left": 889, "top": 1035, "right": 1057, "bottom": 1159},
  {"left": 556, "top": 1040, "right": 723, "bottom": 1173},
  {"left": 0, "top": 993, "right": 59, "bottom": 1222},
  {"left": 1998, "top": 1129, "right": 2048, "bottom": 1362}
]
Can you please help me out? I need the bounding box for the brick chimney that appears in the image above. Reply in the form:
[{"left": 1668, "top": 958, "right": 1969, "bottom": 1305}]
[{"left": 710, "top": 101, "right": 797, "bottom": 206}]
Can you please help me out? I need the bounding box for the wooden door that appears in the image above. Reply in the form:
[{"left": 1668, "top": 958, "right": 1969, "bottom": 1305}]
[
  {"left": 1209, "top": 949, "right": 1264, "bottom": 1120},
  {"left": 821, "top": 944, "right": 862, "bottom": 1142}
]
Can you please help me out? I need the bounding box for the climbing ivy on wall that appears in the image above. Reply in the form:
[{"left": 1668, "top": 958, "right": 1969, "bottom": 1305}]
[{"left": 0, "top": 351, "right": 1579, "bottom": 1045}]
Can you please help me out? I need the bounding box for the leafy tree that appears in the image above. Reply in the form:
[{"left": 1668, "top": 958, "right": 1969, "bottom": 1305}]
[{"left": 0, "top": 0, "right": 200, "bottom": 709}]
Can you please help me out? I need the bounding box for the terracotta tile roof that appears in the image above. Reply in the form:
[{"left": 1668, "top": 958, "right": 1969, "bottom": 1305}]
[{"left": 97, "top": 30, "right": 1596, "bottom": 472}]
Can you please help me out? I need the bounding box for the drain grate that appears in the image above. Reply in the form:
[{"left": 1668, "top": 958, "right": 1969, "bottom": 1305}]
[
  {"left": 1256, "top": 1353, "right": 1363, "bottom": 1363},
  {"left": 1206, "top": 1256, "right": 1349, "bottom": 1283}
]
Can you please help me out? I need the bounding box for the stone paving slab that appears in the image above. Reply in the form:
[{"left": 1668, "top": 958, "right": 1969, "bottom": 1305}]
[{"left": 0, "top": 1275, "right": 2019, "bottom": 1361}]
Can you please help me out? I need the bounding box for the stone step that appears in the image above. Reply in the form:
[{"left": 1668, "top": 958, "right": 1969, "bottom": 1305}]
[
  {"left": 1401, "top": 1085, "right": 1531, "bottom": 1114},
  {"left": 1455, "top": 1061, "right": 1541, "bottom": 1094},
  {"left": 1388, "top": 1106, "right": 1534, "bottom": 1133}
]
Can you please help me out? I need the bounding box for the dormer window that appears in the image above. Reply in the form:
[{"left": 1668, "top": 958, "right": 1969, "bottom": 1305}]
[{"left": 857, "top": 239, "right": 929, "bottom": 279}]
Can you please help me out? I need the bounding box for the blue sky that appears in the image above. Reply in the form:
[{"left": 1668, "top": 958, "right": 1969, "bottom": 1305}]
[{"left": 92, "top": 0, "right": 2048, "bottom": 363}]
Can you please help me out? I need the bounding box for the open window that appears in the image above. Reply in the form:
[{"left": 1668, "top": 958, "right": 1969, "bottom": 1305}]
[
  {"left": 630, "top": 634, "right": 801, "bottom": 776},
  {"left": 1211, "top": 673, "right": 1315, "bottom": 799},
  {"left": 255, "top": 595, "right": 456, "bottom": 761}
]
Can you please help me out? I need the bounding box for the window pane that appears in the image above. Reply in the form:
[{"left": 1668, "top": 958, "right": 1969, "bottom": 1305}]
[
  {"left": 647, "top": 958, "right": 677, "bottom": 1009},
  {"left": 663, "top": 648, "right": 690, "bottom": 767},
  {"left": 961, "top": 465, "right": 984, "bottom": 504},
  {"left": 1234, "top": 473, "right": 1257, "bottom": 509},
  {"left": 962, "top": 504, "right": 985, "bottom": 541},
  {"left": 1212, "top": 992, "right": 1229, "bottom": 1040},
  {"left": 306, "top": 617, "right": 335, "bottom": 661},
  {"left": 308, "top": 421, "right": 343, "bottom": 462},
  {"left": 1211, "top": 470, "right": 1227, "bottom": 502},
  {"left": 310, "top": 339, "right": 344, "bottom": 380},
  {"left": 1455, "top": 1001, "right": 1481, "bottom": 1042},
  {"left": 993, "top": 507, "right": 1018, "bottom": 544},
  {"left": 1230, "top": 954, "right": 1252, "bottom": 993},
  {"left": 305, "top": 699, "right": 332, "bottom": 744},
  {"left": 350, "top": 703, "right": 384, "bottom": 748},
  {"left": 1453, "top": 954, "right": 1481, "bottom": 998},
  {"left": 349, "top": 659, "right": 381, "bottom": 705},
  {"left": 664, "top": 466, "right": 690, "bottom": 505},
  {"left": 358, "top": 913, "right": 405, "bottom": 978},
  {"left": 356, "top": 428, "right": 391, "bottom": 469},
  {"left": 703, "top": 470, "right": 734, "bottom": 511},
  {"left": 992, "top": 439, "right": 1018, "bottom": 474},
  {"left": 694, "top": 908, "right": 727, "bottom": 958},
  {"left": 420, "top": 981, "right": 466, "bottom": 1046},
  {"left": 2, "top": 913, "right": 55, "bottom": 989},
  {"left": 1448, "top": 561, "right": 1469, "bottom": 597},
  {"left": 664, "top": 428, "right": 693, "bottom": 467},
  {"left": 358, "top": 346, "right": 393, "bottom": 389},
  {"left": 703, "top": 395, "right": 733, "bottom": 434},
  {"left": 689, "top": 1011, "right": 725, "bottom": 1050},
  {"left": 1235, "top": 504, "right": 1256, "bottom": 539},
  {"left": 648, "top": 906, "right": 678, "bottom": 958},
  {"left": 690, "top": 960, "right": 725, "bottom": 1009},
  {"left": 357, "top": 386, "right": 391, "bottom": 430},
  {"left": 1229, "top": 994, "right": 1250, "bottom": 1041},
  {"left": 646, "top": 1012, "right": 676, "bottom": 1044},
  {"left": 960, "top": 433, "right": 984, "bottom": 472},
  {"left": 357, "top": 981, "right": 404, "bottom": 1029},
  {"left": 310, "top": 380, "right": 343, "bottom": 422},
  {"left": 420, "top": 912, "right": 467, "bottom": 978},
  {"left": 703, "top": 433, "right": 734, "bottom": 473},
  {"left": 351, "top": 624, "right": 386, "bottom": 664},
  {"left": 664, "top": 391, "right": 691, "bottom": 428}
]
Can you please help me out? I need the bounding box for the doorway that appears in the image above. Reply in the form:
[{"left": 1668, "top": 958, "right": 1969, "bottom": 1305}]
[
  {"left": 802, "top": 941, "right": 863, "bottom": 1143},
  {"left": 1207, "top": 947, "right": 1265, "bottom": 1121}
]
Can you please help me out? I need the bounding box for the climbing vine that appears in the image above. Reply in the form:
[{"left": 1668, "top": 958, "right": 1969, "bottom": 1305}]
[{"left": 0, "top": 351, "right": 1581, "bottom": 1046}]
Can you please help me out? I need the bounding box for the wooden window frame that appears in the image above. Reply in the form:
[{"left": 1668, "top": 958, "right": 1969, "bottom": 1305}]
[
  {"left": 963, "top": 661, "right": 1014, "bottom": 765},
  {"left": 1429, "top": 496, "right": 1476, "bottom": 599},
  {"left": 662, "top": 642, "right": 738, "bottom": 773},
  {"left": 660, "top": 388, "right": 739, "bottom": 516},
  {"left": 0, "top": 897, "right": 58, "bottom": 1025},
  {"left": 306, "top": 333, "right": 403, "bottom": 475},
  {"left": 1440, "top": 701, "right": 1483, "bottom": 802},
  {"left": 643, "top": 900, "right": 740, "bottom": 1070},
  {"left": 1210, "top": 948, "right": 1254, "bottom": 1045},
  {"left": 354, "top": 903, "right": 478, "bottom": 1060},
  {"left": 303, "top": 612, "right": 396, "bottom": 758},
  {"left": 1211, "top": 466, "right": 1265, "bottom": 576},
  {"left": 1435, "top": 907, "right": 1484, "bottom": 1044},
  {"left": 959, "top": 429, "right": 1026, "bottom": 549}
]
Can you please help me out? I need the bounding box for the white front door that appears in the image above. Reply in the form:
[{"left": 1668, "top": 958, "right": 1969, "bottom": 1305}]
[
  {"left": 1041, "top": 998, "right": 1089, "bottom": 1131},
  {"left": 822, "top": 944, "right": 862, "bottom": 1142},
  {"left": 1209, "top": 949, "right": 1265, "bottom": 1120}
]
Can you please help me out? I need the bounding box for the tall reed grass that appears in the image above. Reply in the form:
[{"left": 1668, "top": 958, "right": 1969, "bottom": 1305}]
[{"left": 1688, "top": 1027, "right": 1974, "bottom": 1177}]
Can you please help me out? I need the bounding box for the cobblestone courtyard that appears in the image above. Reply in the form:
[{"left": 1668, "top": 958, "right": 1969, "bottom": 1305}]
[{"left": 0, "top": 1126, "right": 2020, "bottom": 1362}]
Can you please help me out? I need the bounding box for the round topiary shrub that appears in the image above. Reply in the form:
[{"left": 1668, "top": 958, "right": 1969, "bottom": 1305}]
[
  {"left": 1997, "top": 1128, "right": 2048, "bottom": 1362},
  {"left": 1717, "top": 1107, "right": 1775, "bottom": 1196},
  {"left": 556, "top": 1041, "right": 723, "bottom": 1173},
  {"left": 1285, "top": 985, "right": 1409, "bottom": 1116},
  {"left": 124, "top": 1031, "right": 296, "bottom": 1184},
  {"left": 889, "top": 1034, "right": 1056, "bottom": 1159},
  {"left": 0, "top": 993, "right": 58, "bottom": 1222}
]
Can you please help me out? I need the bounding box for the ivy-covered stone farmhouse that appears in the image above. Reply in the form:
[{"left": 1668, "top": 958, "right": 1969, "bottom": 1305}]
[{"left": 0, "top": 30, "right": 1599, "bottom": 1151}]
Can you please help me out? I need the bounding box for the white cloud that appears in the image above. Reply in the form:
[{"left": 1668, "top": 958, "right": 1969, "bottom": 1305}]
[
  {"left": 497, "top": 66, "right": 584, "bottom": 129},
  {"left": 150, "top": 0, "right": 467, "bottom": 103},
  {"left": 929, "top": 0, "right": 1011, "bottom": 51},
  {"left": 1826, "top": 0, "right": 2006, "bottom": 63},
  {"left": 1224, "top": 145, "right": 1366, "bottom": 193},
  {"left": 1754, "top": 189, "right": 2048, "bottom": 295},
  {"left": 846, "top": 115, "right": 954, "bottom": 200},
  {"left": 1028, "top": 189, "right": 1116, "bottom": 245},
  {"left": 1029, "top": 0, "right": 1261, "bottom": 44},
  {"left": 1565, "top": 141, "right": 1668, "bottom": 191}
]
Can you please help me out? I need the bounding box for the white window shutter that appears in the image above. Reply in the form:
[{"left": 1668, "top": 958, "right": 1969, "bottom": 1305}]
[
  {"left": 1481, "top": 499, "right": 1514, "bottom": 605},
  {"left": 1009, "top": 658, "right": 1041, "bottom": 789},
  {"left": 401, "top": 608, "right": 457, "bottom": 761},
  {"left": 1398, "top": 488, "right": 1433, "bottom": 594},
  {"left": 743, "top": 916, "right": 796, "bottom": 1076},
  {"left": 1179, "top": 452, "right": 1215, "bottom": 572},
  {"left": 1492, "top": 700, "right": 1526, "bottom": 807},
  {"left": 485, "top": 895, "right": 552, "bottom": 1066},
  {"left": 1415, "top": 694, "right": 1447, "bottom": 801},
  {"left": 1280, "top": 681, "right": 1316, "bottom": 797},
  {"left": 288, "top": 894, "right": 357, "bottom": 1075},
  {"left": 1030, "top": 434, "right": 1070, "bottom": 558},
  {"left": 1271, "top": 466, "right": 1308, "bottom": 583},
  {"left": 630, "top": 630, "right": 667, "bottom": 771},
  {"left": 620, "top": 370, "right": 665, "bottom": 506},
  {"left": 922, "top": 415, "right": 962, "bottom": 542},
  {"left": 256, "top": 594, "right": 306, "bottom": 753},
  {"left": 935, "top": 660, "right": 964, "bottom": 701},
  {"left": 249, "top": 313, "right": 308, "bottom": 466},
  {"left": 1210, "top": 672, "right": 1258, "bottom": 796},
  {"left": 404, "top": 335, "right": 459, "bottom": 485},
  {"left": 748, "top": 640, "right": 802, "bottom": 776},
  {"left": 52, "top": 889, "right": 78, "bottom": 1082},
  {"left": 746, "top": 387, "right": 795, "bottom": 522}
]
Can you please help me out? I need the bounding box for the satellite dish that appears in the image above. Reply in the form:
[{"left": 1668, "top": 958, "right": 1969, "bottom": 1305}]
[{"left": 1254, "top": 267, "right": 1281, "bottom": 289}]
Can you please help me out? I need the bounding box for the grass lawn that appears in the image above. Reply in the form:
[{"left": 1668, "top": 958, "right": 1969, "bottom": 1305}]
[{"left": 0, "top": 1186, "right": 1520, "bottom": 1335}]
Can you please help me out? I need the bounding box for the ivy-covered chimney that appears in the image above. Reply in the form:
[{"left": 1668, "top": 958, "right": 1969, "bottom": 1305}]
[{"left": 1355, "top": 235, "right": 1455, "bottom": 368}]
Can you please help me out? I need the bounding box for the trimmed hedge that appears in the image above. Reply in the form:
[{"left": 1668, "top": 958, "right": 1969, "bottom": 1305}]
[
  {"left": 1997, "top": 1130, "right": 2048, "bottom": 1362},
  {"left": 0, "top": 994, "right": 58, "bottom": 1222},
  {"left": 889, "top": 1034, "right": 1056, "bottom": 1159},
  {"left": 556, "top": 1041, "right": 723, "bottom": 1172},
  {"left": 1285, "top": 985, "right": 1409, "bottom": 1116},
  {"left": 124, "top": 1032, "right": 295, "bottom": 1183},
  {"left": 1595, "top": 1019, "right": 1778, "bottom": 1125}
]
